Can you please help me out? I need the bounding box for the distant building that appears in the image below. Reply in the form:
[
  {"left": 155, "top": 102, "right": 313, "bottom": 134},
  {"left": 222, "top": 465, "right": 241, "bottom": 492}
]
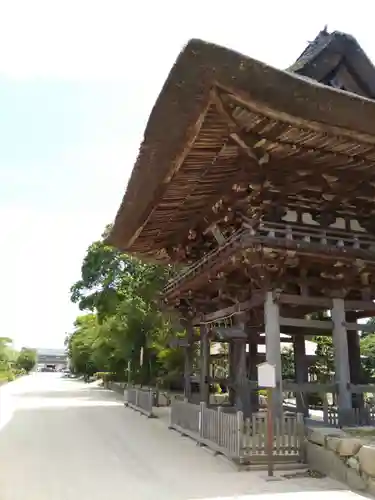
[{"left": 35, "top": 348, "right": 67, "bottom": 370}]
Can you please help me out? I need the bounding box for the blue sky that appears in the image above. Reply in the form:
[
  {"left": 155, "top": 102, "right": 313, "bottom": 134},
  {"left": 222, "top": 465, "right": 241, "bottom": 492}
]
[{"left": 1, "top": 0, "right": 374, "bottom": 349}]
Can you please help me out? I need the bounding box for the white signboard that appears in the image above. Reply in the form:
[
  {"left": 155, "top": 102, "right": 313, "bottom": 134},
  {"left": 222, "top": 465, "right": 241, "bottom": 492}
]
[{"left": 257, "top": 362, "right": 276, "bottom": 388}]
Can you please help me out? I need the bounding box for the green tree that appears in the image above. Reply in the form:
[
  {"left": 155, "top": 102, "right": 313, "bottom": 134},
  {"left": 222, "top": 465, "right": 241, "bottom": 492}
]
[
  {"left": 0, "top": 337, "right": 18, "bottom": 381},
  {"left": 0, "top": 337, "right": 14, "bottom": 371},
  {"left": 16, "top": 348, "right": 37, "bottom": 373},
  {"left": 281, "top": 346, "right": 295, "bottom": 379},
  {"left": 360, "top": 333, "right": 375, "bottom": 378},
  {"left": 310, "top": 336, "right": 334, "bottom": 382},
  {"left": 362, "top": 317, "right": 375, "bottom": 340},
  {"left": 68, "top": 227, "right": 189, "bottom": 387},
  {"left": 65, "top": 314, "right": 99, "bottom": 376}
]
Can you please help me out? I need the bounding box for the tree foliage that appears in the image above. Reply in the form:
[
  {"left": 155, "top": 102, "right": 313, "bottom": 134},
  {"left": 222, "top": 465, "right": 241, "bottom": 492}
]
[
  {"left": 67, "top": 227, "right": 189, "bottom": 387},
  {"left": 281, "top": 346, "right": 295, "bottom": 380},
  {"left": 0, "top": 337, "right": 16, "bottom": 375},
  {"left": 16, "top": 348, "right": 37, "bottom": 373},
  {"left": 360, "top": 331, "right": 375, "bottom": 378},
  {"left": 0, "top": 338, "right": 29, "bottom": 382}
]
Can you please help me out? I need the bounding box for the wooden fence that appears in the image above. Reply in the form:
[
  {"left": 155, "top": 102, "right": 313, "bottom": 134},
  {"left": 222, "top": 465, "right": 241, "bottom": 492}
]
[
  {"left": 242, "top": 412, "right": 304, "bottom": 464},
  {"left": 284, "top": 381, "right": 375, "bottom": 427},
  {"left": 169, "top": 399, "right": 304, "bottom": 466},
  {"left": 325, "top": 407, "right": 375, "bottom": 427},
  {"left": 124, "top": 387, "right": 154, "bottom": 418}
]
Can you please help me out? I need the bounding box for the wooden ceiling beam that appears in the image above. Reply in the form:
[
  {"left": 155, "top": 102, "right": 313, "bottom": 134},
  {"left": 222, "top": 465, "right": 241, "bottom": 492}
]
[{"left": 192, "top": 292, "right": 265, "bottom": 324}]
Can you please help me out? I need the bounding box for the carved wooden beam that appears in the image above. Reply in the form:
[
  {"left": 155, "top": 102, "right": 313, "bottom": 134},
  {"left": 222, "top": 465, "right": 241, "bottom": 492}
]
[
  {"left": 194, "top": 293, "right": 265, "bottom": 324},
  {"left": 345, "top": 299, "right": 375, "bottom": 312},
  {"left": 277, "top": 293, "right": 332, "bottom": 309},
  {"left": 210, "top": 88, "right": 269, "bottom": 166},
  {"left": 344, "top": 322, "right": 374, "bottom": 332},
  {"left": 211, "top": 327, "right": 247, "bottom": 340},
  {"left": 279, "top": 317, "right": 333, "bottom": 330}
]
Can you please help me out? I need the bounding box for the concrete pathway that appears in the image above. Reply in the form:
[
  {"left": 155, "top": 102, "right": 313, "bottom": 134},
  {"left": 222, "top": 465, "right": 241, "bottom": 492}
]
[{"left": 0, "top": 374, "right": 369, "bottom": 500}]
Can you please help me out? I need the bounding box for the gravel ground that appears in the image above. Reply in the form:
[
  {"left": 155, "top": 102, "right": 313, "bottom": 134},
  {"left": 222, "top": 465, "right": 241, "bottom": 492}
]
[{"left": 0, "top": 374, "right": 368, "bottom": 500}]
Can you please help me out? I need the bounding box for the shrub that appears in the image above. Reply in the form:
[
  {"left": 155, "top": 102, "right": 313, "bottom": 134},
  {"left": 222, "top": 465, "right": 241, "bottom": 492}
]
[
  {"left": 95, "top": 372, "right": 116, "bottom": 383},
  {"left": 0, "top": 370, "right": 15, "bottom": 382}
]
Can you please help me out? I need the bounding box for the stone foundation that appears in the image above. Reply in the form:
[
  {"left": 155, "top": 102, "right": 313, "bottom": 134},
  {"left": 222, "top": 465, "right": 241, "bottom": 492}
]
[{"left": 305, "top": 426, "right": 375, "bottom": 494}]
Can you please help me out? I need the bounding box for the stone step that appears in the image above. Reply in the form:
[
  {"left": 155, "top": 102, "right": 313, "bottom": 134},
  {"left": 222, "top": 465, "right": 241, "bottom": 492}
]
[{"left": 239, "top": 462, "right": 307, "bottom": 472}]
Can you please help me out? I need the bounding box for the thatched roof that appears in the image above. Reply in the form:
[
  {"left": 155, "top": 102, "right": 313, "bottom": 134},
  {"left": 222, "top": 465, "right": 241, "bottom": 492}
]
[{"left": 108, "top": 36, "right": 375, "bottom": 260}]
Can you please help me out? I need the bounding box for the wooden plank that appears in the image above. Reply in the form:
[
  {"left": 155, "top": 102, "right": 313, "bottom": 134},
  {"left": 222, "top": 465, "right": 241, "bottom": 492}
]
[
  {"left": 283, "top": 382, "right": 336, "bottom": 393},
  {"left": 344, "top": 322, "right": 375, "bottom": 332},
  {"left": 278, "top": 293, "right": 332, "bottom": 308},
  {"left": 246, "top": 325, "right": 331, "bottom": 336},
  {"left": 279, "top": 317, "right": 333, "bottom": 330},
  {"left": 212, "top": 327, "right": 247, "bottom": 339},
  {"left": 350, "top": 384, "right": 375, "bottom": 394},
  {"left": 199, "top": 293, "right": 265, "bottom": 323},
  {"left": 345, "top": 300, "right": 375, "bottom": 312}
]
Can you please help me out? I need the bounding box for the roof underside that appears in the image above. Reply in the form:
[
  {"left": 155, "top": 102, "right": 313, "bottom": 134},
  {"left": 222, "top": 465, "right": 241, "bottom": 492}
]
[{"left": 108, "top": 37, "right": 375, "bottom": 261}]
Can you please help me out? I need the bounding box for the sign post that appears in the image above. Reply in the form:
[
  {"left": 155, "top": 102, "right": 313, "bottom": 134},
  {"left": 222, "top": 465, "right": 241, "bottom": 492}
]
[
  {"left": 127, "top": 360, "right": 132, "bottom": 385},
  {"left": 257, "top": 362, "right": 276, "bottom": 478}
]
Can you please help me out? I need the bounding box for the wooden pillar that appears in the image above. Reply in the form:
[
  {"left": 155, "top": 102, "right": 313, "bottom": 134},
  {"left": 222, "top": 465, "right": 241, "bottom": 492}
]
[
  {"left": 199, "top": 324, "right": 210, "bottom": 404},
  {"left": 228, "top": 341, "right": 236, "bottom": 406},
  {"left": 184, "top": 322, "right": 194, "bottom": 401},
  {"left": 331, "top": 298, "right": 352, "bottom": 411},
  {"left": 346, "top": 311, "right": 364, "bottom": 409},
  {"left": 293, "top": 335, "right": 308, "bottom": 416},
  {"left": 248, "top": 336, "right": 259, "bottom": 412},
  {"left": 264, "top": 291, "right": 282, "bottom": 415},
  {"left": 233, "top": 339, "right": 251, "bottom": 417}
]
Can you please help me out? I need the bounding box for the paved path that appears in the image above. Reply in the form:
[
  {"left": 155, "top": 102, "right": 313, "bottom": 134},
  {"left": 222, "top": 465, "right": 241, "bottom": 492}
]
[{"left": 0, "top": 374, "right": 368, "bottom": 500}]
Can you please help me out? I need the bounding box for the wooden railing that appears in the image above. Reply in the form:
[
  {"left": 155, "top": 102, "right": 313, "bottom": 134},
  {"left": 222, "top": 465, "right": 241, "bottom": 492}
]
[
  {"left": 163, "top": 227, "right": 247, "bottom": 295},
  {"left": 242, "top": 413, "right": 304, "bottom": 463},
  {"left": 201, "top": 404, "right": 241, "bottom": 458},
  {"left": 283, "top": 381, "right": 375, "bottom": 427},
  {"left": 325, "top": 407, "right": 375, "bottom": 427},
  {"left": 125, "top": 387, "right": 154, "bottom": 418},
  {"left": 169, "top": 399, "right": 304, "bottom": 466},
  {"left": 255, "top": 220, "right": 375, "bottom": 253},
  {"left": 163, "top": 220, "right": 375, "bottom": 296},
  {"left": 170, "top": 399, "right": 201, "bottom": 435}
]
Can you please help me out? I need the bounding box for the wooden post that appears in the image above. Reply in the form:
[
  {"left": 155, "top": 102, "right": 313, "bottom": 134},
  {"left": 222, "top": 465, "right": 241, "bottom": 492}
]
[
  {"left": 346, "top": 311, "right": 364, "bottom": 410},
  {"left": 127, "top": 360, "right": 132, "bottom": 386},
  {"left": 257, "top": 361, "right": 277, "bottom": 479},
  {"left": 264, "top": 291, "right": 282, "bottom": 416},
  {"left": 247, "top": 331, "right": 259, "bottom": 413},
  {"left": 184, "top": 322, "right": 194, "bottom": 401},
  {"left": 332, "top": 298, "right": 352, "bottom": 412},
  {"left": 200, "top": 325, "right": 210, "bottom": 404},
  {"left": 236, "top": 410, "right": 244, "bottom": 459},
  {"left": 199, "top": 401, "right": 206, "bottom": 440},
  {"left": 217, "top": 406, "right": 223, "bottom": 447},
  {"left": 228, "top": 341, "right": 236, "bottom": 406},
  {"left": 234, "top": 337, "right": 251, "bottom": 417},
  {"left": 267, "top": 388, "right": 274, "bottom": 478},
  {"left": 294, "top": 335, "right": 308, "bottom": 417}
]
